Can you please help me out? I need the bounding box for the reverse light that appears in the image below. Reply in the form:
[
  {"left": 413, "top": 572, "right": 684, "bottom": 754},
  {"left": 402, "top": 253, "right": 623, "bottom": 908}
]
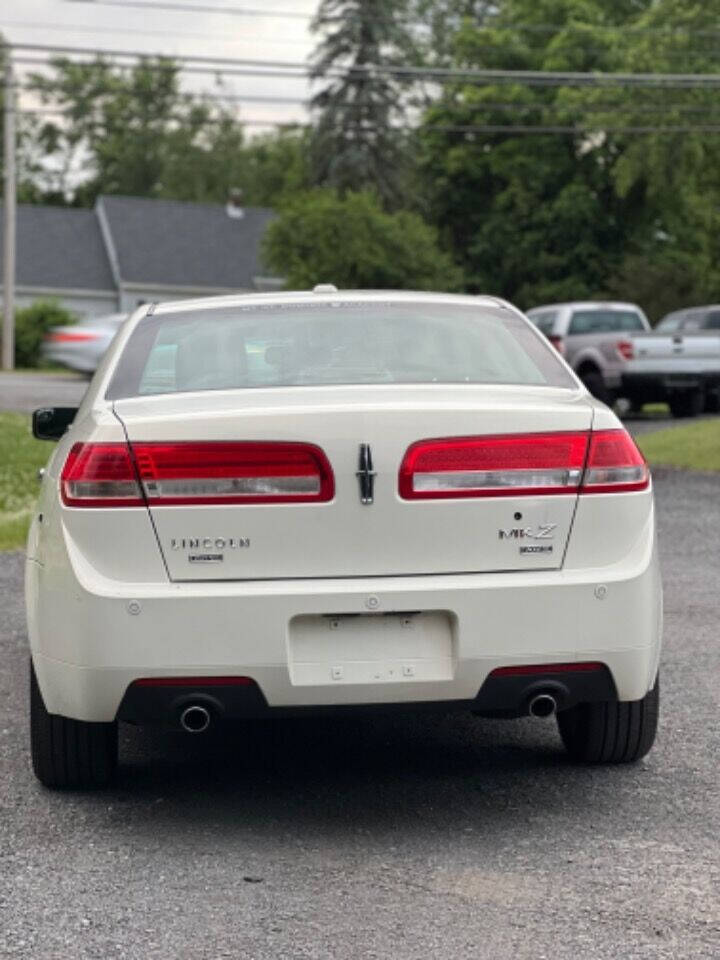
[{"left": 61, "top": 441, "right": 334, "bottom": 507}]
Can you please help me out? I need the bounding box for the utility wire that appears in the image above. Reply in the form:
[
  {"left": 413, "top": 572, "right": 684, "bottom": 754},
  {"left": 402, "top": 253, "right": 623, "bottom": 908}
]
[
  {"left": 11, "top": 42, "right": 720, "bottom": 88},
  {"left": 64, "top": 0, "right": 313, "bottom": 18}
]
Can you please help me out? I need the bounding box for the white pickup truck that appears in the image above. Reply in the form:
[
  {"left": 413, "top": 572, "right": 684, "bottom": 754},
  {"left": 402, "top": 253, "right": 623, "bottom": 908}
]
[{"left": 622, "top": 305, "right": 720, "bottom": 417}]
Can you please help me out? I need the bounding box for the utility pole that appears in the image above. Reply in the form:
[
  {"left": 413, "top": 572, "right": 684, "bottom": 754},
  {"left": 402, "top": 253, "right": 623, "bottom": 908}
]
[{"left": 2, "top": 51, "right": 16, "bottom": 371}]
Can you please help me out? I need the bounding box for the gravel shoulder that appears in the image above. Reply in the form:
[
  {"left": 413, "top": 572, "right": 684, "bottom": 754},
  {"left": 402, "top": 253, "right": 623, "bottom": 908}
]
[{"left": 1, "top": 473, "right": 719, "bottom": 959}]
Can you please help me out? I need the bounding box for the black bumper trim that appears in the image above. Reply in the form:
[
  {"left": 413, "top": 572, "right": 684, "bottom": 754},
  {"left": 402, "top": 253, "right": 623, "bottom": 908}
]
[{"left": 116, "top": 667, "right": 617, "bottom": 727}]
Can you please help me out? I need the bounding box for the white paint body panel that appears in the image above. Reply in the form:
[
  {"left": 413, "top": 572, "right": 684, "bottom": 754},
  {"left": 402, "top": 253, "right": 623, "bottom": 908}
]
[{"left": 25, "top": 292, "right": 662, "bottom": 722}]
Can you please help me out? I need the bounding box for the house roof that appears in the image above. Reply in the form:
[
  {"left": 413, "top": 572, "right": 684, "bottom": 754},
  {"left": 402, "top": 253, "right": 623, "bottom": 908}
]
[
  {"left": 98, "top": 195, "right": 275, "bottom": 290},
  {"left": 1, "top": 204, "right": 115, "bottom": 291}
]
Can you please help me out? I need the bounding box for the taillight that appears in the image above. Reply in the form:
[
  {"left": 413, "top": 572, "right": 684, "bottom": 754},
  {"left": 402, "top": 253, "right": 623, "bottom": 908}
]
[
  {"left": 580, "top": 429, "right": 649, "bottom": 493},
  {"left": 399, "top": 429, "right": 649, "bottom": 499},
  {"left": 132, "top": 441, "right": 334, "bottom": 505},
  {"left": 61, "top": 443, "right": 144, "bottom": 507},
  {"left": 548, "top": 334, "right": 566, "bottom": 356},
  {"left": 46, "top": 330, "right": 100, "bottom": 343},
  {"left": 399, "top": 432, "right": 589, "bottom": 499},
  {"left": 61, "top": 441, "right": 334, "bottom": 507},
  {"left": 616, "top": 339, "right": 634, "bottom": 361}
]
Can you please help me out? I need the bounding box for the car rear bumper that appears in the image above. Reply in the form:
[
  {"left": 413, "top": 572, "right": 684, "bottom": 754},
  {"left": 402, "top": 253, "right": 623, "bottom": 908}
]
[
  {"left": 622, "top": 370, "right": 720, "bottom": 401},
  {"left": 27, "top": 530, "right": 662, "bottom": 722}
]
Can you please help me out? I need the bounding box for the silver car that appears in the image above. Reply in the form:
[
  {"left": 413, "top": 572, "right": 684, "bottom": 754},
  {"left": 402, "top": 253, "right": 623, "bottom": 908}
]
[{"left": 42, "top": 312, "right": 127, "bottom": 375}]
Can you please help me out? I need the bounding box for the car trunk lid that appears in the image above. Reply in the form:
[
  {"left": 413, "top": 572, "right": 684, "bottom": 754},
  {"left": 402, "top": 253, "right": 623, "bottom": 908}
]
[{"left": 113, "top": 384, "right": 594, "bottom": 581}]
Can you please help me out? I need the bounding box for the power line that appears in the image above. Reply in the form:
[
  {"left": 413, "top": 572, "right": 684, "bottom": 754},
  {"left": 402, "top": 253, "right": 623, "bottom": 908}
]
[
  {"left": 64, "top": 0, "right": 313, "bottom": 18},
  {"left": 11, "top": 41, "right": 720, "bottom": 88},
  {"left": 0, "top": 18, "right": 312, "bottom": 46}
]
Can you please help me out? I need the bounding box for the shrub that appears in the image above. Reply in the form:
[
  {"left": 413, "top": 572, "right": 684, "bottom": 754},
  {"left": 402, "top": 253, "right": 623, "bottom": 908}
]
[{"left": 14, "top": 299, "right": 78, "bottom": 368}]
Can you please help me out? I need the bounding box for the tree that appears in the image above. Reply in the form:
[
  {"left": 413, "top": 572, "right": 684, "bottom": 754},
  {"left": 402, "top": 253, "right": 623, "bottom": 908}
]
[
  {"left": 309, "top": 0, "right": 417, "bottom": 207},
  {"left": 27, "top": 57, "right": 254, "bottom": 206},
  {"left": 418, "top": 0, "right": 658, "bottom": 307},
  {"left": 263, "top": 189, "right": 463, "bottom": 290}
]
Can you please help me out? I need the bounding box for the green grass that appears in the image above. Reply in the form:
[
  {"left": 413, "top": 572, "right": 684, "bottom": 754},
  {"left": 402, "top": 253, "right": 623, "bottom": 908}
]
[
  {"left": 0, "top": 413, "right": 51, "bottom": 550},
  {"left": 638, "top": 418, "right": 720, "bottom": 472}
]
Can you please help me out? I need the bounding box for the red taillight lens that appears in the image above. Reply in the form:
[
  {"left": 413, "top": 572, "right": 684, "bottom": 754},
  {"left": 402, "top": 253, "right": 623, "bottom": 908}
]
[
  {"left": 61, "top": 443, "right": 144, "bottom": 507},
  {"left": 580, "top": 429, "right": 649, "bottom": 493},
  {"left": 46, "top": 330, "right": 100, "bottom": 343},
  {"left": 616, "top": 339, "right": 634, "bottom": 361},
  {"left": 399, "top": 432, "right": 589, "bottom": 499},
  {"left": 132, "top": 441, "right": 334, "bottom": 505},
  {"left": 61, "top": 441, "right": 334, "bottom": 507},
  {"left": 548, "top": 334, "right": 566, "bottom": 356},
  {"left": 399, "top": 429, "right": 649, "bottom": 499}
]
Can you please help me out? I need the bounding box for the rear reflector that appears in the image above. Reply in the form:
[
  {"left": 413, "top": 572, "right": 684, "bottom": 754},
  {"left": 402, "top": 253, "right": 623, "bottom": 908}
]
[
  {"left": 490, "top": 662, "right": 604, "bottom": 677},
  {"left": 132, "top": 676, "right": 254, "bottom": 687},
  {"left": 61, "top": 441, "right": 334, "bottom": 507},
  {"left": 399, "top": 429, "right": 648, "bottom": 499},
  {"left": 399, "top": 432, "right": 589, "bottom": 499}
]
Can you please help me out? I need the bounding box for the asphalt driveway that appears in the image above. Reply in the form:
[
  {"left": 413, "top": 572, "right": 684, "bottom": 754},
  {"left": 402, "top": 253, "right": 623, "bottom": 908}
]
[{"left": 0, "top": 469, "right": 718, "bottom": 959}]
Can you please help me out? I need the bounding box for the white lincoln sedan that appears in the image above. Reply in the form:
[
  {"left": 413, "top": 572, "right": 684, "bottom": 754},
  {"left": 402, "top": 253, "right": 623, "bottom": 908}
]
[{"left": 26, "top": 289, "right": 661, "bottom": 788}]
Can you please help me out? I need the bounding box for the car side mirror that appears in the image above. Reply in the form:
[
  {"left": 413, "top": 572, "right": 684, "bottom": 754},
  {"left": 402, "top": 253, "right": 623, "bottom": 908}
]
[{"left": 32, "top": 407, "right": 78, "bottom": 441}]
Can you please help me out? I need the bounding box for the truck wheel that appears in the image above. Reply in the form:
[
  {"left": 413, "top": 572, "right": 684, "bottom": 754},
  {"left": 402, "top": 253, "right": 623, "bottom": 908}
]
[
  {"left": 557, "top": 678, "right": 659, "bottom": 764},
  {"left": 30, "top": 660, "right": 118, "bottom": 789},
  {"left": 669, "top": 391, "right": 703, "bottom": 418},
  {"left": 579, "top": 369, "right": 611, "bottom": 405}
]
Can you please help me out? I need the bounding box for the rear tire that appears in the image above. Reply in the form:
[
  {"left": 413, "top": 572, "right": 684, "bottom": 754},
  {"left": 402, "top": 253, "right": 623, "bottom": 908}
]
[
  {"left": 579, "top": 369, "right": 611, "bottom": 405},
  {"left": 30, "top": 660, "right": 118, "bottom": 789},
  {"left": 557, "top": 678, "right": 659, "bottom": 764},
  {"left": 669, "top": 391, "right": 703, "bottom": 418}
]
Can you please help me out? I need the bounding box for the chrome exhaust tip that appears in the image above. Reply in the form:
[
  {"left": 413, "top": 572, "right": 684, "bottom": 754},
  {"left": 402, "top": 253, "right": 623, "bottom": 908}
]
[
  {"left": 528, "top": 693, "right": 557, "bottom": 718},
  {"left": 179, "top": 704, "right": 211, "bottom": 733}
]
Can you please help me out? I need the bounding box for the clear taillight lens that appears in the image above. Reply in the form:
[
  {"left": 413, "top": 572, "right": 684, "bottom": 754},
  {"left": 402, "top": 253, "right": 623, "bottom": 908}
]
[
  {"left": 399, "top": 429, "right": 649, "bottom": 499},
  {"left": 581, "top": 429, "right": 649, "bottom": 493},
  {"left": 61, "top": 441, "right": 334, "bottom": 507},
  {"left": 399, "top": 432, "right": 590, "bottom": 499}
]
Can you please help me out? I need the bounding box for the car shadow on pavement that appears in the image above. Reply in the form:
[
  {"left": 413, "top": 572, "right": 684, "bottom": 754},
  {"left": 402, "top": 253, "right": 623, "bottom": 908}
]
[{"left": 94, "top": 713, "right": 647, "bottom": 839}]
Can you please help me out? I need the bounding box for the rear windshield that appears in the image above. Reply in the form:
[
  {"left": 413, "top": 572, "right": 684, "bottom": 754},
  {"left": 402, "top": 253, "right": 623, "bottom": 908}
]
[
  {"left": 568, "top": 309, "right": 645, "bottom": 334},
  {"left": 106, "top": 301, "right": 576, "bottom": 399}
]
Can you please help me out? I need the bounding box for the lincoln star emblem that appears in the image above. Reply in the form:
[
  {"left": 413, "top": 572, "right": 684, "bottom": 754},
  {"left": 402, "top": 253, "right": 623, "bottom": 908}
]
[{"left": 356, "top": 443, "right": 376, "bottom": 505}]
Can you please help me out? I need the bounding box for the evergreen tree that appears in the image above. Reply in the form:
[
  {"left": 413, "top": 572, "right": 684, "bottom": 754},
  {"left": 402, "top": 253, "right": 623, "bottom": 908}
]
[{"left": 309, "top": 0, "right": 416, "bottom": 207}]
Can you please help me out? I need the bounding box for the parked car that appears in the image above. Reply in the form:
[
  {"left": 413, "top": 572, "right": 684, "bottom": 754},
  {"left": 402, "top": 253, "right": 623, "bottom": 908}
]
[
  {"left": 28, "top": 289, "right": 661, "bottom": 788},
  {"left": 622, "top": 305, "right": 720, "bottom": 416},
  {"left": 42, "top": 312, "right": 127, "bottom": 375},
  {"left": 526, "top": 301, "right": 651, "bottom": 403}
]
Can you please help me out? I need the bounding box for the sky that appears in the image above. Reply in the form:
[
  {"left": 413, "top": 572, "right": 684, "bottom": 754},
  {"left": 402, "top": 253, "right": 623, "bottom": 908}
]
[{"left": 1, "top": 0, "right": 320, "bottom": 128}]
